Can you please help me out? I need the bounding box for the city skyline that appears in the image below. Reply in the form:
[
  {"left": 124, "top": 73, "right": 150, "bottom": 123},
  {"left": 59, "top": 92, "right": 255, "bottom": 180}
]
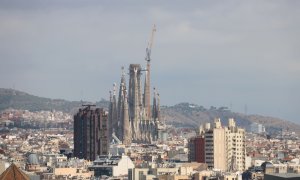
[{"left": 0, "top": 1, "right": 299, "bottom": 123}]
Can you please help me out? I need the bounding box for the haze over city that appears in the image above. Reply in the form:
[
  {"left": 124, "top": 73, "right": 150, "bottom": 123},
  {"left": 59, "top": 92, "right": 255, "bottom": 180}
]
[{"left": 0, "top": 1, "right": 299, "bottom": 123}]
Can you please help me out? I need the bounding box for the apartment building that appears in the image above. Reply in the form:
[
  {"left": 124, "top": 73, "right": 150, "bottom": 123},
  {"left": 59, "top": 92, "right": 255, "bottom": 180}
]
[
  {"left": 74, "top": 105, "right": 108, "bottom": 161},
  {"left": 189, "top": 118, "right": 245, "bottom": 172}
]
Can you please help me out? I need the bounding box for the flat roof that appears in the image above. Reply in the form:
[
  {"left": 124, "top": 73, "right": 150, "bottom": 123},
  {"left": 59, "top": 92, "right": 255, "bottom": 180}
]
[{"left": 266, "top": 173, "right": 300, "bottom": 178}]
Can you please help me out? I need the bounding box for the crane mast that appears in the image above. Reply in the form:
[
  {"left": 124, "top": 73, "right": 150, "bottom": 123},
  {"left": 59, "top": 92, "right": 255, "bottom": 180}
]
[
  {"left": 145, "top": 24, "right": 156, "bottom": 62},
  {"left": 143, "top": 24, "right": 156, "bottom": 119}
]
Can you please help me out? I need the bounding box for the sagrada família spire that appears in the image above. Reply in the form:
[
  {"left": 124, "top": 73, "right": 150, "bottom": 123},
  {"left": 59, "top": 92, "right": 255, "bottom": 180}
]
[{"left": 108, "top": 25, "right": 163, "bottom": 145}]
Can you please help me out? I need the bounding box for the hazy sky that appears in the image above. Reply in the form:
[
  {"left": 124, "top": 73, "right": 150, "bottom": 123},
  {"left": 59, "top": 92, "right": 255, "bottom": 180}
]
[{"left": 0, "top": 1, "right": 299, "bottom": 123}]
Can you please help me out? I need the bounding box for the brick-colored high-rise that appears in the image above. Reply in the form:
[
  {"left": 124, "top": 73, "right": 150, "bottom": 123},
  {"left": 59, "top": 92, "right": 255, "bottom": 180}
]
[
  {"left": 73, "top": 106, "right": 108, "bottom": 161},
  {"left": 188, "top": 136, "right": 205, "bottom": 163}
]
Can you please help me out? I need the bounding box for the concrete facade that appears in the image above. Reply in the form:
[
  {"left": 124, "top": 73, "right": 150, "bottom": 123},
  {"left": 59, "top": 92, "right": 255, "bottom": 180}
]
[
  {"left": 189, "top": 118, "right": 246, "bottom": 172},
  {"left": 74, "top": 106, "right": 108, "bottom": 161},
  {"left": 89, "top": 155, "right": 134, "bottom": 178}
]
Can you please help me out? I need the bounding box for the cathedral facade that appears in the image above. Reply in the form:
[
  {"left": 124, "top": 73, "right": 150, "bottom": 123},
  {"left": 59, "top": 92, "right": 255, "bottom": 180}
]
[{"left": 108, "top": 61, "right": 161, "bottom": 145}]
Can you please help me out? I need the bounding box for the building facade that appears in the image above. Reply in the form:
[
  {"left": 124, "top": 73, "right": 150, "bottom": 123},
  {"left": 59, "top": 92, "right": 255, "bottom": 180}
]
[
  {"left": 226, "top": 118, "right": 246, "bottom": 172},
  {"left": 188, "top": 136, "right": 205, "bottom": 163},
  {"left": 74, "top": 106, "right": 108, "bottom": 161},
  {"left": 88, "top": 155, "right": 134, "bottom": 178},
  {"left": 189, "top": 118, "right": 246, "bottom": 172},
  {"left": 108, "top": 62, "right": 164, "bottom": 145},
  {"left": 205, "top": 121, "right": 226, "bottom": 171}
]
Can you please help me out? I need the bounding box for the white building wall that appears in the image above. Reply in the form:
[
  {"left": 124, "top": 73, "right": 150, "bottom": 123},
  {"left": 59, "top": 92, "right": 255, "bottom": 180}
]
[
  {"left": 213, "top": 128, "right": 226, "bottom": 171},
  {"left": 132, "top": 168, "right": 149, "bottom": 180},
  {"left": 203, "top": 119, "right": 246, "bottom": 172},
  {"left": 245, "top": 156, "right": 252, "bottom": 170},
  {"left": 113, "top": 155, "right": 135, "bottom": 176}
]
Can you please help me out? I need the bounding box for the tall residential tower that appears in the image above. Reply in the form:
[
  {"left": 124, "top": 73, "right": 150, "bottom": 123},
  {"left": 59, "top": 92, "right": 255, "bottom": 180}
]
[
  {"left": 74, "top": 105, "right": 108, "bottom": 161},
  {"left": 189, "top": 118, "right": 246, "bottom": 172}
]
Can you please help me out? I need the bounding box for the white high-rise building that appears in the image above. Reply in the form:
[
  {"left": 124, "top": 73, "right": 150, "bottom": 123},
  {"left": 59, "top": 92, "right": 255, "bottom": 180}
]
[
  {"left": 226, "top": 118, "right": 246, "bottom": 171},
  {"left": 202, "top": 118, "right": 245, "bottom": 172},
  {"left": 204, "top": 119, "right": 226, "bottom": 170}
]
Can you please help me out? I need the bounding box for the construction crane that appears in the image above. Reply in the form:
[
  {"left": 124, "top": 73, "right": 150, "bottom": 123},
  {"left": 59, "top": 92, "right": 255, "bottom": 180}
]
[{"left": 145, "top": 24, "right": 157, "bottom": 62}]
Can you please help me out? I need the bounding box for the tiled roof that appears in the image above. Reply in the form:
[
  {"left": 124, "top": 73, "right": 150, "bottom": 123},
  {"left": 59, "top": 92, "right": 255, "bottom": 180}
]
[{"left": 0, "top": 163, "right": 30, "bottom": 180}]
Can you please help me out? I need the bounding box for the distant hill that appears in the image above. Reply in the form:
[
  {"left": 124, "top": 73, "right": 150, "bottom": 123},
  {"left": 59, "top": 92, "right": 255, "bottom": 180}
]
[
  {"left": 0, "top": 88, "right": 299, "bottom": 135},
  {"left": 161, "top": 103, "right": 300, "bottom": 135},
  {"left": 0, "top": 88, "right": 109, "bottom": 113}
]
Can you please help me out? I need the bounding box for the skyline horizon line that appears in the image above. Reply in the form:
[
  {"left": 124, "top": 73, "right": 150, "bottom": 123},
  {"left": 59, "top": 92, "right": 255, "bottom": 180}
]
[{"left": 1, "top": 86, "right": 297, "bottom": 125}]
